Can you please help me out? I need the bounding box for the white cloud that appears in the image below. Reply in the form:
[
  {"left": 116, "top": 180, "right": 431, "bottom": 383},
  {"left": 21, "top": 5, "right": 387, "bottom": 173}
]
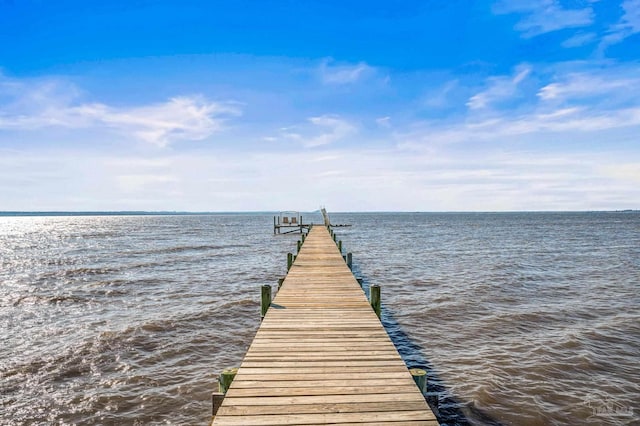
[
  {"left": 0, "top": 74, "right": 240, "bottom": 146},
  {"left": 599, "top": 163, "right": 640, "bottom": 183},
  {"left": 401, "top": 106, "right": 640, "bottom": 148},
  {"left": 599, "top": 0, "right": 640, "bottom": 51},
  {"left": 3, "top": 148, "right": 638, "bottom": 211},
  {"left": 422, "top": 80, "right": 459, "bottom": 109},
  {"left": 283, "top": 115, "right": 357, "bottom": 147},
  {"left": 376, "top": 116, "right": 392, "bottom": 128},
  {"left": 561, "top": 32, "right": 597, "bottom": 47},
  {"left": 537, "top": 69, "right": 640, "bottom": 104},
  {"left": 494, "top": 0, "right": 594, "bottom": 38},
  {"left": 116, "top": 174, "right": 180, "bottom": 193},
  {"left": 319, "top": 59, "right": 375, "bottom": 85},
  {"left": 467, "top": 65, "right": 531, "bottom": 110}
]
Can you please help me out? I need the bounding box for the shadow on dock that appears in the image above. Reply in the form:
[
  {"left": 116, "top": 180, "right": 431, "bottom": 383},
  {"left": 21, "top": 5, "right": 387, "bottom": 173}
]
[{"left": 356, "top": 273, "right": 505, "bottom": 426}]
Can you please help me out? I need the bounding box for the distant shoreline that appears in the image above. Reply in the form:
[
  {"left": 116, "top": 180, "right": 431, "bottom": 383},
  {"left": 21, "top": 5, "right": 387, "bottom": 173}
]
[
  {"left": 0, "top": 211, "right": 269, "bottom": 217},
  {"left": 0, "top": 210, "right": 637, "bottom": 217}
]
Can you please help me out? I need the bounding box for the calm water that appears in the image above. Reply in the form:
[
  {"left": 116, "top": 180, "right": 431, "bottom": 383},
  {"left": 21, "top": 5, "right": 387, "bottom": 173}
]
[{"left": 1, "top": 212, "right": 639, "bottom": 425}]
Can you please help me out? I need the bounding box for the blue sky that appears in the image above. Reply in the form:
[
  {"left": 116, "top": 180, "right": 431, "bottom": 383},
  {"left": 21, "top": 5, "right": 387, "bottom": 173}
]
[{"left": 1, "top": 0, "right": 639, "bottom": 211}]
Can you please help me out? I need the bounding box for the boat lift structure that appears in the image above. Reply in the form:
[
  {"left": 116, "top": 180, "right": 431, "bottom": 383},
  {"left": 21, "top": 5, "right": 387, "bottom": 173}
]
[{"left": 273, "top": 208, "right": 352, "bottom": 235}]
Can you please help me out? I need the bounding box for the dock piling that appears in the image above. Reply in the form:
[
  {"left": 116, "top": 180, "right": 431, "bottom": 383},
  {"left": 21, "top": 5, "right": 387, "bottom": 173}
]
[
  {"left": 261, "top": 285, "right": 271, "bottom": 319},
  {"left": 370, "top": 284, "right": 381, "bottom": 318},
  {"left": 410, "top": 368, "right": 427, "bottom": 394},
  {"left": 287, "top": 252, "right": 293, "bottom": 270},
  {"left": 347, "top": 252, "right": 353, "bottom": 269},
  {"left": 212, "top": 392, "right": 224, "bottom": 416},
  {"left": 218, "top": 367, "right": 238, "bottom": 394}
]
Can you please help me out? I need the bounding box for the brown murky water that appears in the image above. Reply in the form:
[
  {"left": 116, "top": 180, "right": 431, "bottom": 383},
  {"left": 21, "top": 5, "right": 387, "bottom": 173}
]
[{"left": 1, "top": 212, "right": 639, "bottom": 425}]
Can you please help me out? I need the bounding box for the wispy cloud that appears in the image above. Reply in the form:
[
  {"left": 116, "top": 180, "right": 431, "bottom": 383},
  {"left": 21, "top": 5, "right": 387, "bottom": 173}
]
[
  {"left": 0, "top": 74, "right": 240, "bottom": 146},
  {"left": 561, "top": 31, "right": 597, "bottom": 48},
  {"left": 3, "top": 148, "right": 637, "bottom": 211},
  {"left": 283, "top": 115, "right": 357, "bottom": 147},
  {"left": 467, "top": 64, "right": 531, "bottom": 110},
  {"left": 319, "top": 59, "right": 375, "bottom": 85},
  {"left": 538, "top": 71, "right": 640, "bottom": 103},
  {"left": 376, "top": 116, "right": 392, "bottom": 128},
  {"left": 599, "top": 0, "right": 640, "bottom": 51},
  {"left": 401, "top": 62, "right": 640, "bottom": 149},
  {"left": 493, "top": 0, "right": 594, "bottom": 38},
  {"left": 400, "top": 105, "right": 640, "bottom": 149}
]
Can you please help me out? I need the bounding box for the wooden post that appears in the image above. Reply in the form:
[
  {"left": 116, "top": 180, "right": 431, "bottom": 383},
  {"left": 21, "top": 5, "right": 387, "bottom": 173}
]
[
  {"left": 278, "top": 277, "right": 284, "bottom": 288},
  {"left": 370, "top": 284, "right": 381, "bottom": 318},
  {"left": 297, "top": 240, "right": 302, "bottom": 253},
  {"left": 356, "top": 277, "right": 364, "bottom": 287},
  {"left": 301, "top": 233, "right": 306, "bottom": 243},
  {"left": 212, "top": 392, "right": 224, "bottom": 416},
  {"left": 261, "top": 285, "right": 271, "bottom": 319},
  {"left": 347, "top": 252, "right": 352, "bottom": 269},
  {"left": 287, "top": 252, "right": 293, "bottom": 270},
  {"left": 338, "top": 240, "right": 342, "bottom": 252},
  {"left": 273, "top": 216, "right": 276, "bottom": 235},
  {"left": 410, "top": 368, "right": 427, "bottom": 394},
  {"left": 218, "top": 367, "right": 238, "bottom": 394},
  {"left": 333, "top": 233, "right": 337, "bottom": 242}
]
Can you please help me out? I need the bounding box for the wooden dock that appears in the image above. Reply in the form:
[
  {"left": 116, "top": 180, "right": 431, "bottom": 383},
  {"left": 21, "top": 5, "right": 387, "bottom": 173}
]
[{"left": 212, "top": 225, "right": 439, "bottom": 425}]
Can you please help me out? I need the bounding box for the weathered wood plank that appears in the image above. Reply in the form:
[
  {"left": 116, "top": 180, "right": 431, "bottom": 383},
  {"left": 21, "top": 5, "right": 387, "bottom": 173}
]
[
  {"left": 213, "top": 410, "right": 437, "bottom": 425},
  {"left": 229, "top": 378, "right": 417, "bottom": 389},
  {"left": 216, "top": 401, "right": 428, "bottom": 416}
]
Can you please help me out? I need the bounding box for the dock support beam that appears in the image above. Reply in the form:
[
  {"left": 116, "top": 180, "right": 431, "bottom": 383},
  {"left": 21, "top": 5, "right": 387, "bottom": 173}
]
[
  {"left": 370, "top": 284, "right": 381, "bottom": 318},
  {"left": 261, "top": 285, "right": 272, "bottom": 319}
]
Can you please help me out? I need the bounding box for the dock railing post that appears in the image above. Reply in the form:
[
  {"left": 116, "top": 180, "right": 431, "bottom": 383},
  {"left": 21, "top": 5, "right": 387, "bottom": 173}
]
[
  {"left": 370, "top": 284, "right": 381, "bottom": 318},
  {"left": 261, "top": 285, "right": 272, "bottom": 320}
]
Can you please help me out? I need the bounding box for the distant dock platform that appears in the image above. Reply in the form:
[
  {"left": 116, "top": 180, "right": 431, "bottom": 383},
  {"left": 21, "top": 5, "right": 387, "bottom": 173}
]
[
  {"left": 273, "top": 210, "right": 350, "bottom": 234},
  {"left": 211, "top": 225, "right": 438, "bottom": 425}
]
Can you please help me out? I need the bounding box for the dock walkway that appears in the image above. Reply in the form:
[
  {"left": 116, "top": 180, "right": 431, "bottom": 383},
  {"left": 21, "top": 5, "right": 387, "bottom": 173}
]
[{"left": 212, "top": 226, "right": 439, "bottom": 425}]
